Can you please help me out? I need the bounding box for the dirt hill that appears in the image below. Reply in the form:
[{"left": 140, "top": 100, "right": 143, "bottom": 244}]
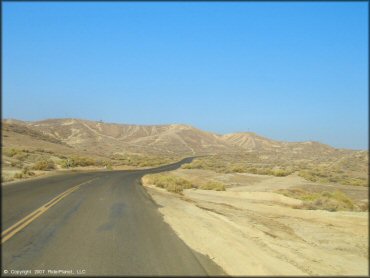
[
  {"left": 4, "top": 119, "right": 239, "bottom": 156},
  {"left": 2, "top": 118, "right": 359, "bottom": 157},
  {"left": 2, "top": 118, "right": 367, "bottom": 186}
]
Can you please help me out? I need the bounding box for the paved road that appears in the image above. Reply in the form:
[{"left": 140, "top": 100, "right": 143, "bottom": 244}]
[{"left": 2, "top": 158, "right": 225, "bottom": 276}]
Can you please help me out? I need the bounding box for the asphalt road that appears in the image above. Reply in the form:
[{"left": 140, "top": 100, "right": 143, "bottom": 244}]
[{"left": 1, "top": 158, "right": 225, "bottom": 276}]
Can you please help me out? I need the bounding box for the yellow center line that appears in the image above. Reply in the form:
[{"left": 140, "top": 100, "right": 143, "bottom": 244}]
[{"left": 1, "top": 178, "right": 97, "bottom": 244}]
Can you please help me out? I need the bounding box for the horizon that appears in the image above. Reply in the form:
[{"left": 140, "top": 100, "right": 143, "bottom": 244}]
[{"left": 3, "top": 2, "right": 368, "bottom": 150}]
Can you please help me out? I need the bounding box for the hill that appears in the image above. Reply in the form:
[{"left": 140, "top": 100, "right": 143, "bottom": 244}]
[
  {"left": 2, "top": 118, "right": 367, "bottom": 186},
  {"left": 4, "top": 118, "right": 350, "bottom": 157},
  {"left": 5, "top": 118, "right": 239, "bottom": 156}
]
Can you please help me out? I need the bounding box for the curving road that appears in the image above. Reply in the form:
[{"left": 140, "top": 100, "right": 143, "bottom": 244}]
[{"left": 1, "top": 158, "right": 225, "bottom": 276}]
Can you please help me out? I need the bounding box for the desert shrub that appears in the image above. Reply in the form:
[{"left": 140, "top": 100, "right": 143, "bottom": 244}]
[
  {"left": 182, "top": 155, "right": 367, "bottom": 187},
  {"left": 32, "top": 159, "right": 55, "bottom": 170},
  {"left": 181, "top": 163, "right": 194, "bottom": 169},
  {"left": 199, "top": 181, "right": 226, "bottom": 191},
  {"left": 298, "top": 170, "right": 318, "bottom": 182},
  {"left": 183, "top": 158, "right": 295, "bottom": 178},
  {"left": 22, "top": 167, "right": 35, "bottom": 176},
  {"left": 13, "top": 172, "right": 24, "bottom": 179},
  {"left": 299, "top": 169, "right": 368, "bottom": 187},
  {"left": 4, "top": 148, "right": 30, "bottom": 158},
  {"left": 112, "top": 154, "right": 176, "bottom": 168},
  {"left": 144, "top": 174, "right": 194, "bottom": 194},
  {"left": 277, "top": 188, "right": 355, "bottom": 211},
  {"left": 271, "top": 169, "right": 292, "bottom": 177},
  {"left": 144, "top": 173, "right": 226, "bottom": 193},
  {"left": 180, "top": 158, "right": 228, "bottom": 173},
  {"left": 13, "top": 152, "right": 29, "bottom": 161},
  {"left": 2, "top": 176, "right": 14, "bottom": 182},
  {"left": 247, "top": 167, "right": 258, "bottom": 174},
  {"left": 358, "top": 202, "right": 369, "bottom": 211},
  {"left": 60, "top": 156, "right": 97, "bottom": 168},
  {"left": 8, "top": 148, "right": 21, "bottom": 157},
  {"left": 10, "top": 161, "right": 23, "bottom": 168},
  {"left": 330, "top": 190, "right": 354, "bottom": 208},
  {"left": 230, "top": 165, "right": 248, "bottom": 173},
  {"left": 345, "top": 178, "right": 368, "bottom": 187},
  {"left": 59, "top": 159, "right": 70, "bottom": 168},
  {"left": 22, "top": 166, "right": 30, "bottom": 175},
  {"left": 72, "top": 156, "right": 96, "bottom": 167}
]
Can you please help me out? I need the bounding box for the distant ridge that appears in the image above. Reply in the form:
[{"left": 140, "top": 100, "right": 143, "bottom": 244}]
[{"left": 2, "top": 118, "right": 357, "bottom": 157}]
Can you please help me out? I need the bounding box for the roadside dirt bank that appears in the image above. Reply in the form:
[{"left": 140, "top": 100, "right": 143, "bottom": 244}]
[{"left": 143, "top": 169, "right": 368, "bottom": 276}]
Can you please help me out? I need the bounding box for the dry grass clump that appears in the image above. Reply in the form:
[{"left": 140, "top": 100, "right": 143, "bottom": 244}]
[
  {"left": 298, "top": 169, "right": 368, "bottom": 187},
  {"left": 110, "top": 153, "right": 176, "bottom": 167},
  {"left": 182, "top": 153, "right": 367, "bottom": 187},
  {"left": 144, "top": 173, "right": 194, "bottom": 193},
  {"left": 4, "top": 148, "right": 30, "bottom": 161},
  {"left": 277, "top": 188, "right": 361, "bottom": 211},
  {"left": 2, "top": 175, "right": 14, "bottom": 182},
  {"left": 59, "top": 156, "right": 97, "bottom": 168},
  {"left": 10, "top": 160, "right": 23, "bottom": 168},
  {"left": 182, "top": 158, "right": 293, "bottom": 177},
  {"left": 13, "top": 167, "right": 36, "bottom": 180},
  {"left": 199, "top": 181, "right": 225, "bottom": 191},
  {"left": 143, "top": 173, "right": 226, "bottom": 194},
  {"left": 32, "top": 159, "right": 56, "bottom": 171},
  {"left": 182, "top": 158, "right": 228, "bottom": 172}
]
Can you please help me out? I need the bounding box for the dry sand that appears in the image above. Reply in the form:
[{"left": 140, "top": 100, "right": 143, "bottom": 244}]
[{"left": 143, "top": 169, "right": 368, "bottom": 276}]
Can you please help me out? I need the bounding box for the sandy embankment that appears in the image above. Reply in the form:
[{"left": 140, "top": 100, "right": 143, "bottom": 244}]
[{"left": 143, "top": 170, "right": 368, "bottom": 276}]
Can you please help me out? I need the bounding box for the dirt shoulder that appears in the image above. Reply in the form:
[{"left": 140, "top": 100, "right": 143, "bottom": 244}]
[{"left": 142, "top": 169, "right": 368, "bottom": 276}]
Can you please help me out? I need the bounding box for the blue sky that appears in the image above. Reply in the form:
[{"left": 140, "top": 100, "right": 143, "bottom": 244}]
[{"left": 3, "top": 2, "right": 368, "bottom": 149}]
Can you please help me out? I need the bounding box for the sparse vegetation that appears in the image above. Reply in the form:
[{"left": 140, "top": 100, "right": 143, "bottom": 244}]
[
  {"left": 32, "top": 159, "right": 56, "bottom": 170},
  {"left": 13, "top": 172, "right": 24, "bottom": 179},
  {"left": 22, "top": 166, "right": 35, "bottom": 176},
  {"left": 2, "top": 122, "right": 67, "bottom": 145},
  {"left": 59, "top": 156, "right": 97, "bottom": 168},
  {"left": 111, "top": 153, "right": 177, "bottom": 168},
  {"left": 199, "top": 181, "right": 225, "bottom": 191},
  {"left": 143, "top": 173, "right": 194, "bottom": 193},
  {"left": 181, "top": 153, "right": 368, "bottom": 187},
  {"left": 298, "top": 169, "right": 368, "bottom": 186},
  {"left": 277, "top": 188, "right": 363, "bottom": 211},
  {"left": 2, "top": 119, "right": 367, "bottom": 188},
  {"left": 182, "top": 157, "right": 294, "bottom": 177},
  {"left": 143, "top": 173, "right": 226, "bottom": 194}
]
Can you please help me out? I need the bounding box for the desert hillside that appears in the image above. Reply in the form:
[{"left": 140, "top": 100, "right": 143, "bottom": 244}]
[
  {"left": 2, "top": 118, "right": 368, "bottom": 186},
  {"left": 4, "top": 119, "right": 239, "bottom": 156},
  {"left": 3, "top": 118, "right": 359, "bottom": 156}
]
